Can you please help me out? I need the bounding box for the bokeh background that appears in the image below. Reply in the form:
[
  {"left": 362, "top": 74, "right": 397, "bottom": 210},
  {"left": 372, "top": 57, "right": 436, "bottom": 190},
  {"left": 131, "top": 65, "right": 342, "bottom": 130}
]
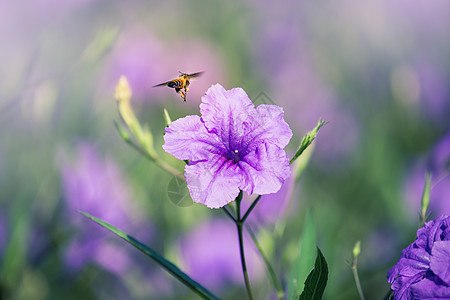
[{"left": 1, "top": 0, "right": 449, "bottom": 299}]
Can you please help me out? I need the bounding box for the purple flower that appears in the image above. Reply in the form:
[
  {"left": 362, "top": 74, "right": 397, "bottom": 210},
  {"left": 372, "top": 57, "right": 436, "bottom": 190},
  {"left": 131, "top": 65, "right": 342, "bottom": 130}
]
[
  {"left": 387, "top": 215, "right": 450, "bottom": 299},
  {"left": 60, "top": 143, "right": 151, "bottom": 274},
  {"left": 163, "top": 84, "right": 292, "bottom": 208}
]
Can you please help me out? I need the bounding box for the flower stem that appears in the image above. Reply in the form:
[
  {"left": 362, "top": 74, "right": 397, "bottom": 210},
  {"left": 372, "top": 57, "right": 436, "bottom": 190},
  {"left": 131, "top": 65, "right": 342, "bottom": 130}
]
[
  {"left": 222, "top": 206, "right": 236, "bottom": 222},
  {"left": 242, "top": 195, "right": 262, "bottom": 222},
  {"left": 351, "top": 258, "right": 365, "bottom": 300},
  {"left": 235, "top": 191, "right": 254, "bottom": 300},
  {"left": 237, "top": 222, "right": 254, "bottom": 300}
]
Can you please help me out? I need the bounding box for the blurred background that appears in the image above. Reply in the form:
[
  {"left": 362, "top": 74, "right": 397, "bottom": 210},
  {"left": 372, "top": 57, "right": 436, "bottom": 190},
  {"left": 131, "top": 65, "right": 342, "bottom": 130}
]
[{"left": 0, "top": 0, "right": 449, "bottom": 299}]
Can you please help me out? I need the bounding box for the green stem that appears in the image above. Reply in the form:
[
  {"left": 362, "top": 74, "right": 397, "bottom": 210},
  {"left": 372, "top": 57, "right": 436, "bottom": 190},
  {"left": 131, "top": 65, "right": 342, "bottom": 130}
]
[
  {"left": 351, "top": 258, "right": 365, "bottom": 300},
  {"left": 242, "top": 195, "right": 262, "bottom": 222},
  {"left": 222, "top": 206, "right": 236, "bottom": 222},
  {"left": 235, "top": 191, "right": 254, "bottom": 300}
]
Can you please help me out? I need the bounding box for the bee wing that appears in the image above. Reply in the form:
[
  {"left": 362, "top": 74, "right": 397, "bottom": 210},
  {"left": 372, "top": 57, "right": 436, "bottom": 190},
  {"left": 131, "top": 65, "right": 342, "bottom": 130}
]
[
  {"left": 153, "top": 80, "right": 173, "bottom": 87},
  {"left": 186, "top": 71, "right": 204, "bottom": 79}
]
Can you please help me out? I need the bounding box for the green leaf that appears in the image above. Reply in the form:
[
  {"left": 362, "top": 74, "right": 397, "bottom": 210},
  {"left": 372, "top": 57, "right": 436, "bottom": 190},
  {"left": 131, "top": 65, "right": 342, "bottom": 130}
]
[
  {"left": 298, "top": 248, "right": 328, "bottom": 300},
  {"left": 290, "top": 119, "right": 328, "bottom": 165},
  {"left": 79, "top": 212, "right": 219, "bottom": 300},
  {"left": 287, "top": 211, "right": 317, "bottom": 299}
]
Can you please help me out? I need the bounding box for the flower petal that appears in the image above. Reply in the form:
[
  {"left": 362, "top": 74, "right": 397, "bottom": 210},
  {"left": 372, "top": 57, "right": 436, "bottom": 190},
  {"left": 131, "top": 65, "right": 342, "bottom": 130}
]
[
  {"left": 245, "top": 104, "right": 293, "bottom": 150},
  {"left": 430, "top": 241, "right": 450, "bottom": 283},
  {"left": 200, "top": 84, "right": 255, "bottom": 136},
  {"left": 163, "top": 115, "right": 225, "bottom": 161},
  {"left": 185, "top": 155, "right": 242, "bottom": 208},
  {"left": 410, "top": 276, "right": 450, "bottom": 299},
  {"left": 238, "top": 143, "right": 291, "bottom": 195}
]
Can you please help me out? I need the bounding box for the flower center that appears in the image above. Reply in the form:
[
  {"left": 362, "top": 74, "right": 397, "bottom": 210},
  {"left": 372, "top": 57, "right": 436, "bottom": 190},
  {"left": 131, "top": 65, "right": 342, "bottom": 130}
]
[{"left": 230, "top": 149, "right": 240, "bottom": 163}]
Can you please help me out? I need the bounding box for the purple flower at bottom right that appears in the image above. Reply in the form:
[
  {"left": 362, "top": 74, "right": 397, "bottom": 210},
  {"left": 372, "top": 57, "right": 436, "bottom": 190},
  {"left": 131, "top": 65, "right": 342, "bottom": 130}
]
[{"left": 388, "top": 215, "right": 450, "bottom": 299}]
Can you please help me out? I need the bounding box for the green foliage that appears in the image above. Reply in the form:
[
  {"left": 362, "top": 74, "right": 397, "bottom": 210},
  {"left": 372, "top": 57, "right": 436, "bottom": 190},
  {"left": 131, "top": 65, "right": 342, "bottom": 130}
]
[
  {"left": 287, "top": 212, "right": 317, "bottom": 299},
  {"left": 298, "top": 248, "right": 328, "bottom": 300},
  {"left": 80, "top": 212, "right": 219, "bottom": 300}
]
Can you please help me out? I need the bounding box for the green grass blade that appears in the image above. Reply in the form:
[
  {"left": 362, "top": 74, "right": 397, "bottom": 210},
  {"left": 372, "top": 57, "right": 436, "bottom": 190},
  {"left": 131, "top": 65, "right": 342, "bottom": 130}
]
[
  {"left": 246, "top": 225, "right": 284, "bottom": 299},
  {"left": 80, "top": 212, "right": 220, "bottom": 300},
  {"left": 287, "top": 211, "right": 317, "bottom": 299}
]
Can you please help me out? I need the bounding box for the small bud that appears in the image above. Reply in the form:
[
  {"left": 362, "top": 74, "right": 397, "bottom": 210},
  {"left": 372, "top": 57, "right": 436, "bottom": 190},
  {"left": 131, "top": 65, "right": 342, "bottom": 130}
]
[
  {"left": 421, "top": 173, "right": 431, "bottom": 223},
  {"left": 163, "top": 108, "right": 172, "bottom": 127},
  {"left": 114, "top": 76, "right": 132, "bottom": 102},
  {"left": 290, "top": 118, "right": 327, "bottom": 165},
  {"left": 353, "top": 240, "right": 361, "bottom": 260},
  {"left": 114, "top": 76, "right": 157, "bottom": 161}
]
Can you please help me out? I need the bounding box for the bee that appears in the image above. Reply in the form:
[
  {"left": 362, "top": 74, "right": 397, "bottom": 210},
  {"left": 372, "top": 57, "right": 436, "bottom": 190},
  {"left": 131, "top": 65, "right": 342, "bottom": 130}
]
[{"left": 153, "top": 72, "right": 203, "bottom": 101}]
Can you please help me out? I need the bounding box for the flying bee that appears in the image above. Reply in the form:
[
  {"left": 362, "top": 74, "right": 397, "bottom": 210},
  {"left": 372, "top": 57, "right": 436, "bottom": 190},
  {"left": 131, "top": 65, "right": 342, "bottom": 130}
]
[{"left": 153, "top": 72, "right": 203, "bottom": 102}]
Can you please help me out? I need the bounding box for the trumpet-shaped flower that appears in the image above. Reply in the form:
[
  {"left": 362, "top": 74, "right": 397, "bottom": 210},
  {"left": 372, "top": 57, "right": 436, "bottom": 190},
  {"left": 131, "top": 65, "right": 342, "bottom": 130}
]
[
  {"left": 163, "top": 84, "right": 292, "bottom": 208},
  {"left": 388, "top": 215, "right": 450, "bottom": 299}
]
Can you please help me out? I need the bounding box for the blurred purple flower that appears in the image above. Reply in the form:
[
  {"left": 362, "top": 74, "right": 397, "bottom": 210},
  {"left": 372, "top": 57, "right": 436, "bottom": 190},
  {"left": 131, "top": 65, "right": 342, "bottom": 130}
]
[
  {"left": 60, "top": 143, "right": 150, "bottom": 275},
  {"left": 387, "top": 215, "right": 450, "bottom": 299},
  {"left": 178, "top": 218, "right": 264, "bottom": 290},
  {"left": 163, "top": 84, "right": 292, "bottom": 208},
  {"left": 404, "top": 132, "right": 450, "bottom": 217},
  {"left": 414, "top": 61, "right": 450, "bottom": 120}
]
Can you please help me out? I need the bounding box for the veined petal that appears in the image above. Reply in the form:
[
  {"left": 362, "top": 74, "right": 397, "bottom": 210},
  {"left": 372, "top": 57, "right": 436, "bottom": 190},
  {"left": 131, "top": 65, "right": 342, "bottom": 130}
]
[
  {"left": 238, "top": 143, "right": 290, "bottom": 195},
  {"left": 253, "top": 104, "right": 292, "bottom": 148},
  {"left": 430, "top": 241, "right": 450, "bottom": 283},
  {"left": 240, "top": 105, "right": 293, "bottom": 154},
  {"left": 200, "top": 84, "right": 255, "bottom": 137},
  {"left": 411, "top": 277, "right": 450, "bottom": 299},
  {"left": 185, "top": 155, "right": 242, "bottom": 208},
  {"left": 163, "top": 115, "right": 225, "bottom": 161}
]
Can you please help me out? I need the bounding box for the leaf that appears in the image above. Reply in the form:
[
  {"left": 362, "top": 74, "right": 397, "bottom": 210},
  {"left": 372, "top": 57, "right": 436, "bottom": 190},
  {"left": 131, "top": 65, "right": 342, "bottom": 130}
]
[
  {"left": 298, "top": 248, "right": 328, "bottom": 300},
  {"left": 290, "top": 119, "right": 327, "bottom": 165},
  {"left": 287, "top": 211, "right": 317, "bottom": 299},
  {"left": 79, "top": 212, "right": 219, "bottom": 300}
]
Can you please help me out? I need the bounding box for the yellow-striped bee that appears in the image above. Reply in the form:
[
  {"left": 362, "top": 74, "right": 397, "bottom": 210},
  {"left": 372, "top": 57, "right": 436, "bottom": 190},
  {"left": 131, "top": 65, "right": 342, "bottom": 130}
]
[{"left": 153, "top": 72, "right": 203, "bottom": 102}]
